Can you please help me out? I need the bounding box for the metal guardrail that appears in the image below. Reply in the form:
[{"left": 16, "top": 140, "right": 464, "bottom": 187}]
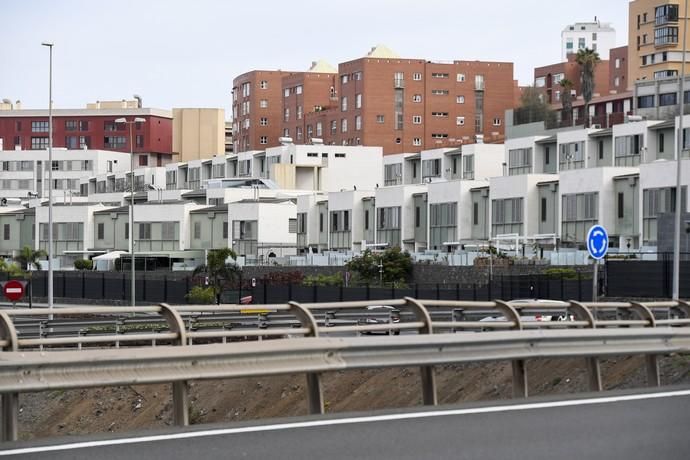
[{"left": 0, "top": 297, "right": 689, "bottom": 443}]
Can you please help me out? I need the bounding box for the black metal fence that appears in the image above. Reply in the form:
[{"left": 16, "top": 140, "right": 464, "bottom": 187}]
[
  {"left": 606, "top": 256, "right": 690, "bottom": 298},
  {"left": 0, "top": 271, "right": 597, "bottom": 305}
]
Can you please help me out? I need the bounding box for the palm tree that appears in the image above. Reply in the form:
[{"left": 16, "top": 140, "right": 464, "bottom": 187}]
[
  {"left": 575, "top": 48, "right": 601, "bottom": 127},
  {"left": 14, "top": 246, "right": 46, "bottom": 308},
  {"left": 559, "top": 79, "right": 574, "bottom": 126},
  {"left": 192, "top": 248, "right": 238, "bottom": 304}
]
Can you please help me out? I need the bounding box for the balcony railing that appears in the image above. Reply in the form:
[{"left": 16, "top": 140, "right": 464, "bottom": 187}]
[{"left": 393, "top": 78, "right": 405, "bottom": 89}]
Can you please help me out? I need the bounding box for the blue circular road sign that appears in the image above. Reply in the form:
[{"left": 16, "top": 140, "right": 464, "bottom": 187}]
[{"left": 586, "top": 225, "right": 609, "bottom": 260}]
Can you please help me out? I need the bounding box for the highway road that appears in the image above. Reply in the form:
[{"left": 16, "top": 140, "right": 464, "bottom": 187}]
[{"left": 2, "top": 387, "right": 689, "bottom": 459}]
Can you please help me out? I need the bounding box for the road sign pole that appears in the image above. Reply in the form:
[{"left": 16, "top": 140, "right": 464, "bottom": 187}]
[{"left": 593, "top": 260, "right": 598, "bottom": 303}]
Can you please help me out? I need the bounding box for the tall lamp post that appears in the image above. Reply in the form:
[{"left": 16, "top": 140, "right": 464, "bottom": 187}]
[
  {"left": 115, "top": 117, "right": 146, "bottom": 307},
  {"left": 674, "top": 0, "right": 689, "bottom": 300},
  {"left": 41, "top": 42, "right": 54, "bottom": 314}
]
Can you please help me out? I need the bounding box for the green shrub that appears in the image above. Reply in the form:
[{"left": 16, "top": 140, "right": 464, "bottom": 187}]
[
  {"left": 544, "top": 267, "right": 578, "bottom": 280},
  {"left": 74, "top": 259, "right": 93, "bottom": 270},
  {"left": 186, "top": 286, "right": 216, "bottom": 304},
  {"left": 303, "top": 273, "right": 343, "bottom": 286}
]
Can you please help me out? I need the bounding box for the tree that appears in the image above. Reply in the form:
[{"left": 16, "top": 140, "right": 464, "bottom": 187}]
[
  {"left": 559, "top": 79, "right": 574, "bottom": 126},
  {"left": 575, "top": 48, "right": 601, "bottom": 126},
  {"left": 513, "top": 86, "right": 556, "bottom": 126},
  {"left": 346, "top": 247, "right": 412, "bottom": 286},
  {"left": 14, "top": 246, "right": 46, "bottom": 308},
  {"left": 192, "top": 248, "right": 238, "bottom": 304}
]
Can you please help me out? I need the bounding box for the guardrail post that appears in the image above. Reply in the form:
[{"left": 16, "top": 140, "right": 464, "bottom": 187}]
[
  {"left": 0, "top": 311, "right": 19, "bottom": 442},
  {"left": 568, "top": 300, "right": 602, "bottom": 391},
  {"left": 159, "top": 303, "right": 190, "bottom": 426},
  {"left": 494, "top": 300, "right": 527, "bottom": 398},
  {"left": 630, "top": 302, "right": 661, "bottom": 387},
  {"left": 404, "top": 298, "right": 437, "bottom": 406},
  {"left": 288, "top": 301, "right": 324, "bottom": 415}
]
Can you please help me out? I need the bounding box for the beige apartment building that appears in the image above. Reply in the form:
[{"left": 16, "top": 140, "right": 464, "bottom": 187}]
[
  {"left": 172, "top": 108, "right": 225, "bottom": 161},
  {"left": 629, "top": 0, "right": 690, "bottom": 85}
]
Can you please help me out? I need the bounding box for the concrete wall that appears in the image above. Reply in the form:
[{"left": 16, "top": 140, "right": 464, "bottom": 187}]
[{"left": 172, "top": 108, "right": 225, "bottom": 161}]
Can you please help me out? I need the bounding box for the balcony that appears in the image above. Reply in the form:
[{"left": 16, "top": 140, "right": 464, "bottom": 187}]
[{"left": 393, "top": 78, "right": 405, "bottom": 89}]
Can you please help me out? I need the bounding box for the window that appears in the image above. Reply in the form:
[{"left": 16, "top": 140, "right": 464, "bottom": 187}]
[
  {"left": 330, "top": 120, "right": 337, "bottom": 134},
  {"left": 508, "top": 148, "right": 532, "bottom": 175},
  {"left": 614, "top": 134, "right": 643, "bottom": 165},
  {"left": 598, "top": 140, "right": 604, "bottom": 160},
  {"left": 136, "top": 135, "right": 144, "bottom": 148},
  {"left": 353, "top": 72, "right": 362, "bottom": 81},
  {"left": 415, "top": 206, "right": 421, "bottom": 228},
  {"left": 655, "top": 26, "right": 679, "bottom": 45},
  {"left": 31, "top": 121, "right": 48, "bottom": 133},
  {"left": 355, "top": 115, "right": 362, "bottom": 130},
  {"left": 364, "top": 210, "right": 369, "bottom": 230},
  {"left": 341, "top": 118, "right": 348, "bottom": 132},
  {"left": 341, "top": 96, "right": 348, "bottom": 111},
  {"left": 138, "top": 223, "right": 151, "bottom": 240},
  {"left": 618, "top": 193, "right": 625, "bottom": 218},
  {"left": 31, "top": 137, "right": 48, "bottom": 150},
  {"left": 260, "top": 136, "right": 267, "bottom": 145},
  {"left": 395, "top": 137, "right": 402, "bottom": 144},
  {"left": 260, "top": 99, "right": 268, "bottom": 108},
  {"left": 125, "top": 222, "right": 129, "bottom": 240},
  {"left": 413, "top": 137, "right": 422, "bottom": 146},
  {"left": 65, "top": 136, "right": 78, "bottom": 149},
  {"left": 412, "top": 94, "right": 422, "bottom": 103},
  {"left": 578, "top": 37, "right": 586, "bottom": 49},
  {"left": 431, "top": 72, "right": 449, "bottom": 78},
  {"left": 412, "top": 115, "right": 422, "bottom": 124},
  {"left": 659, "top": 132, "right": 665, "bottom": 153},
  {"left": 284, "top": 108, "right": 289, "bottom": 122},
  {"left": 431, "top": 133, "right": 448, "bottom": 139},
  {"left": 104, "top": 136, "right": 126, "bottom": 149},
  {"left": 656, "top": 4, "right": 679, "bottom": 25},
  {"left": 260, "top": 80, "right": 268, "bottom": 89},
  {"left": 139, "top": 155, "right": 148, "bottom": 166},
  {"left": 566, "top": 39, "right": 573, "bottom": 50},
  {"left": 340, "top": 74, "right": 349, "bottom": 84},
  {"left": 297, "top": 106, "right": 303, "bottom": 119},
  {"left": 296, "top": 85, "right": 302, "bottom": 95},
  {"left": 473, "top": 203, "right": 479, "bottom": 225},
  {"left": 413, "top": 72, "right": 422, "bottom": 81},
  {"left": 456, "top": 73, "right": 465, "bottom": 82},
  {"left": 319, "top": 213, "right": 324, "bottom": 232},
  {"left": 541, "top": 198, "right": 547, "bottom": 222},
  {"left": 659, "top": 92, "right": 677, "bottom": 106},
  {"left": 193, "top": 221, "right": 201, "bottom": 239},
  {"left": 456, "top": 116, "right": 465, "bottom": 126},
  {"left": 97, "top": 223, "right": 104, "bottom": 240},
  {"left": 284, "top": 88, "right": 290, "bottom": 97},
  {"left": 456, "top": 95, "right": 465, "bottom": 104},
  {"left": 638, "top": 95, "right": 655, "bottom": 108},
  {"left": 260, "top": 117, "right": 268, "bottom": 126},
  {"left": 2, "top": 224, "right": 9, "bottom": 241},
  {"left": 316, "top": 122, "right": 323, "bottom": 136},
  {"left": 355, "top": 94, "right": 362, "bottom": 109},
  {"left": 535, "top": 77, "right": 546, "bottom": 87},
  {"left": 559, "top": 142, "right": 585, "bottom": 170},
  {"left": 493, "top": 118, "right": 501, "bottom": 126},
  {"left": 65, "top": 120, "right": 78, "bottom": 131},
  {"left": 432, "top": 112, "right": 448, "bottom": 118},
  {"left": 376, "top": 115, "right": 385, "bottom": 123},
  {"left": 242, "top": 82, "right": 251, "bottom": 97},
  {"left": 431, "top": 89, "right": 449, "bottom": 95}
]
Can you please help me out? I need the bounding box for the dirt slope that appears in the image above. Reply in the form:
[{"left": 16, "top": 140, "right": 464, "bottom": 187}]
[{"left": 17, "top": 354, "right": 690, "bottom": 441}]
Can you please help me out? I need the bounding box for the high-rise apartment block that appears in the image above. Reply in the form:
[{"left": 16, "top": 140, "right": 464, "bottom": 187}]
[
  {"left": 232, "top": 46, "right": 519, "bottom": 155},
  {"left": 562, "top": 20, "right": 616, "bottom": 60},
  {"left": 629, "top": 0, "right": 690, "bottom": 85}
]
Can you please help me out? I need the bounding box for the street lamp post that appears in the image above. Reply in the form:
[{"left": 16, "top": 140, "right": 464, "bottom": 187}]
[
  {"left": 673, "top": 0, "right": 689, "bottom": 300},
  {"left": 41, "top": 42, "right": 54, "bottom": 315},
  {"left": 115, "top": 117, "right": 146, "bottom": 307}
]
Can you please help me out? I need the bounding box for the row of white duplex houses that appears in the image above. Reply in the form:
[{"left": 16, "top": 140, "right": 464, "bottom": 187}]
[{"left": 0, "top": 118, "right": 687, "bottom": 269}]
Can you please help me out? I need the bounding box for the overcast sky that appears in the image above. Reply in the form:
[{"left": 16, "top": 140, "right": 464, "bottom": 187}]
[{"left": 1, "top": 0, "right": 629, "bottom": 117}]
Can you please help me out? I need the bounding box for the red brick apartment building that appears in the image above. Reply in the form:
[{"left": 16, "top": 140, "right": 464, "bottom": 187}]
[
  {"left": 232, "top": 46, "right": 520, "bottom": 154},
  {"left": 0, "top": 101, "right": 173, "bottom": 166},
  {"left": 534, "top": 46, "right": 629, "bottom": 105}
]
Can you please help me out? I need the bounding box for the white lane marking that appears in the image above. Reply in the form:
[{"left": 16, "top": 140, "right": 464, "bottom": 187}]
[{"left": 3, "top": 388, "right": 690, "bottom": 456}]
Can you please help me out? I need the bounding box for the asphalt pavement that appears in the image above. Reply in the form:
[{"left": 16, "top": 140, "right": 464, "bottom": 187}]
[{"left": 2, "top": 387, "right": 690, "bottom": 459}]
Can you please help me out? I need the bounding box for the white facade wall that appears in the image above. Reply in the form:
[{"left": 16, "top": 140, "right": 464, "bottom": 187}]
[
  {"left": 35, "top": 203, "right": 113, "bottom": 252},
  {"left": 463, "top": 144, "right": 505, "bottom": 180},
  {"left": 327, "top": 190, "right": 374, "bottom": 251},
  {"left": 561, "top": 22, "right": 616, "bottom": 61},
  {"left": 428, "top": 179, "right": 489, "bottom": 241},
  {"left": 490, "top": 174, "right": 555, "bottom": 237},
  {"left": 375, "top": 184, "right": 426, "bottom": 246}
]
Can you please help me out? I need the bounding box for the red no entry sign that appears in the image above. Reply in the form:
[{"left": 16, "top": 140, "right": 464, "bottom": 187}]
[{"left": 3, "top": 280, "right": 25, "bottom": 302}]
